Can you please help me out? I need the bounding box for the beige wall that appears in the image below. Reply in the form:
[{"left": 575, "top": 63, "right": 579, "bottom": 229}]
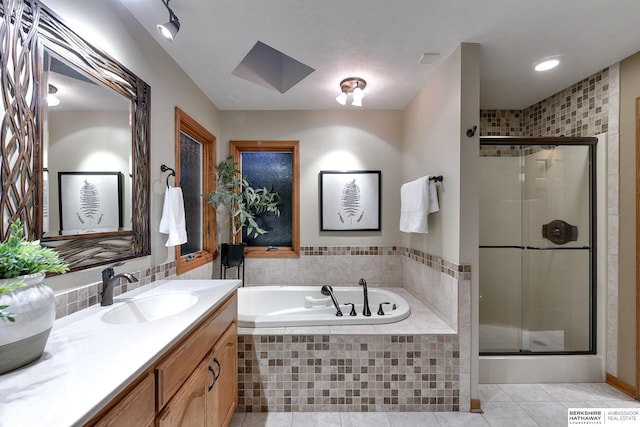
[
  {"left": 619, "top": 51, "right": 640, "bottom": 389},
  {"left": 402, "top": 42, "right": 480, "bottom": 401},
  {"left": 42, "top": 0, "right": 223, "bottom": 291},
  {"left": 403, "top": 45, "right": 462, "bottom": 262},
  {"left": 219, "top": 110, "right": 404, "bottom": 246}
]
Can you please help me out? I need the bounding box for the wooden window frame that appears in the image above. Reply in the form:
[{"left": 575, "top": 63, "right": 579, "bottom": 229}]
[
  {"left": 230, "top": 140, "right": 300, "bottom": 259},
  {"left": 175, "top": 107, "right": 217, "bottom": 274}
]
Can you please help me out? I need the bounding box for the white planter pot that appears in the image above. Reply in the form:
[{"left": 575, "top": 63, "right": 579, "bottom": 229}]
[{"left": 0, "top": 273, "right": 55, "bottom": 374}]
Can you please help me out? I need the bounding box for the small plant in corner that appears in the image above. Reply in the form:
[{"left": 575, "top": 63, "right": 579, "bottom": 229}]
[
  {"left": 206, "top": 156, "right": 280, "bottom": 244},
  {"left": 0, "top": 219, "right": 69, "bottom": 321}
]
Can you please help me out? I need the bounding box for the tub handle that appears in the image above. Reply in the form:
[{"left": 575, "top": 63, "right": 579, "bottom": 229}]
[
  {"left": 344, "top": 302, "right": 357, "bottom": 316},
  {"left": 377, "top": 302, "right": 391, "bottom": 316}
]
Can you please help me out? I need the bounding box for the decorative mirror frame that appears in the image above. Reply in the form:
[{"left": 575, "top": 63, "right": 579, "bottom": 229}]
[{"left": 0, "top": 1, "right": 151, "bottom": 271}]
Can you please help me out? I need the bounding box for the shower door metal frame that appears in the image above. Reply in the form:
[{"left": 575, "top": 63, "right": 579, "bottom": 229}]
[{"left": 479, "top": 136, "right": 598, "bottom": 356}]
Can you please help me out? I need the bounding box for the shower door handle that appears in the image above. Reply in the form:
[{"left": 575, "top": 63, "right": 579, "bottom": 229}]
[{"left": 542, "top": 219, "right": 578, "bottom": 245}]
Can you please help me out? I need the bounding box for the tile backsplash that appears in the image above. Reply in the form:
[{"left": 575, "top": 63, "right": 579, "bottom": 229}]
[{"left": 53, "top": 261, "right": 176, "bottom": 319}]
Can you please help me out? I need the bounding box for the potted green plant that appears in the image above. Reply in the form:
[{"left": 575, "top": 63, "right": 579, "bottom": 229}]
[
  {"left": 206, "top": 156, "right": 280, "bottom": 267},
  {"left": 0, "top": 219, "right": 69, "bottom": 374}
]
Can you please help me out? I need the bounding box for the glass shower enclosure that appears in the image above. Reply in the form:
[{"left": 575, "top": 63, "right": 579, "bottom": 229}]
[{"left": 479, "top": 137, "right": 597, "bottom": 355}]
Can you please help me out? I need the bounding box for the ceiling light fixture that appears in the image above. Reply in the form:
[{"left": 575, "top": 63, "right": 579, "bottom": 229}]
[
  {"left": 336, "top": 77, "right": 367, "bottom": 107},
  {"left": 47, "top": 84, "right": 60, "bottom": 107},
  {"left": 534, "top": 56, "right": 562, "bottom": 72},
  {"left": 157, "top": 0, "right": 180, "bottom": 42}
]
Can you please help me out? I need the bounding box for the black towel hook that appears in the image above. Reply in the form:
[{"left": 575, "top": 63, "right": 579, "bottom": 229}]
[
  {"left": 160, "top": 164, "right": 175, "bottom": 188},
  {"left": 466, "top": 125, "right": 477, "bottom": 137}
]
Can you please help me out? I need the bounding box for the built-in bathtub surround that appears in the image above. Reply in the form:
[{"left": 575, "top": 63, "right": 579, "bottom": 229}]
[
  {"left": 53, "top": 261, "right": 177, "bottom": 319},
  {"left": 236, "top": 247, "right": 472, "bottom": 412},
  {"left": 400, "top": 248, "right": 471, "bottom": 413},
  {"left": 237, "top": 334, "right": 459, "bottom": 413},
  {"left": 237, "top": 290, "right": 460, "bottom": 412}
]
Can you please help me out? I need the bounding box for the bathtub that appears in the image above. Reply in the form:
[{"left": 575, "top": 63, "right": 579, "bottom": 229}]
[{"left": 237, "top": 285, "right": 410, "bottom": 327}]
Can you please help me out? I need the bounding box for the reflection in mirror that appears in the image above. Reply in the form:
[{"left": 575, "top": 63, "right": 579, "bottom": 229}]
[
  {"left": 1, "top": 1, "right": 150, "bottom": 272},
  {"left": 42, "top": 51, "right": 133, "bottom": 237}
]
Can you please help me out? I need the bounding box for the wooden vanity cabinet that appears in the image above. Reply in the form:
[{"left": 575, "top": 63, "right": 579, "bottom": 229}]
[
  {"left": 156, "top": 293, "right": 237, "bottom": 426},
  {"left": 156, "top": 354, "right": 210, "bottom": 426},
  {"left": 91, "top": 372, "right": 155, "bottom": 427},
  {"left": 208, "top": 324, "right": 238, "bottom": 427},
  {"left": 85, "top": 292, "right": 237, "bottom": 427},
  {"left": 157, "top": 323, "right": 237, "bottom": 427}
]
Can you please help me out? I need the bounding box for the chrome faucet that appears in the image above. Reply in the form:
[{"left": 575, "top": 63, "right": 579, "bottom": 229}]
[
  {"left": 359, "top": 278, "right": 371, "bottom": 316},
  {"left": 320, "top": 285, "right": 343, "bottom": 316},
  {"left": 101, "top": 263, "right": 138, "bottom": 306}
]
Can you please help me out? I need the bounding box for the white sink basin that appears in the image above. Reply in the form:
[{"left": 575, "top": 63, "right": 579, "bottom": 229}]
[{"left": 102, "top": 292, "right": 199, "bottom": 324}]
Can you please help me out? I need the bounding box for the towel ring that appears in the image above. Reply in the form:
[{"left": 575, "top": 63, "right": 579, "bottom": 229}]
[{"left": 160, "top": 164, "right": 175, "bottom": 187}]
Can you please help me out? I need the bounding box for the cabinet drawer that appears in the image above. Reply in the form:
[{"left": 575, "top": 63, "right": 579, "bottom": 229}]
[
  {"left": 156, "top": 293, "right": 237, "bottom": 409},
  {"left": 91, "top": 372, "right": 155, "bottom": 427}
]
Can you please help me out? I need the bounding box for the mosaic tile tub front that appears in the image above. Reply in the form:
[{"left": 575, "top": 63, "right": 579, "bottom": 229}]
[{"left": 237, "top": 334, "right": 460, "bottom": 413}]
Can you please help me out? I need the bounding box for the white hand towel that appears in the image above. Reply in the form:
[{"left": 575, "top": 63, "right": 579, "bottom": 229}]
[
  {"left": 159, "top": 186, "right": 187, "bottom": 247},
  {"left": 399, "top": 176, "right": 440, "bottom": 233}
]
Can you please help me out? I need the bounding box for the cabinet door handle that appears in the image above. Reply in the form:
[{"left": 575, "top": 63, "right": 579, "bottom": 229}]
[
  {"left": 213, "top": 357, "right": 221, "bottom": 382},
  {"left": 208, "top": 365, "right": 216, "bottom": 392},
  {"left": 208, "top": 357, "right": 222, "bottom": 392}
]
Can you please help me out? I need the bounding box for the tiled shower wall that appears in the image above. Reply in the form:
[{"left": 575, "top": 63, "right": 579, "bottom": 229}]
[
  {"left": 479, "top": 64, "right": 621, "bottom": 375},
  {"left": 480, "top": 67, "right": 610, "bottom": 137}
]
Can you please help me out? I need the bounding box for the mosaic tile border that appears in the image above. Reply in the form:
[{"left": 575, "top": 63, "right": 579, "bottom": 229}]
[
  {"left": 399, "top": 247, "right": 470, "bottom": 280},
  {"left": 300, "top": 246, "right": 399, "bottom": 256},
  {"left": 300, "top": 246, "right": 470, "bottom": 281},
  {"left": 53, "top": 261, "right": 176, "bottom": 319},
  {"left": 237, "top": 334, "right": 460, "bottom": 413}
]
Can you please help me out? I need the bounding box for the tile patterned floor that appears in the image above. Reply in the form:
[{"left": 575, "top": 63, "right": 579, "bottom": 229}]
[{"left": 230, "top": 383, "right": 639, "bottom": 426}]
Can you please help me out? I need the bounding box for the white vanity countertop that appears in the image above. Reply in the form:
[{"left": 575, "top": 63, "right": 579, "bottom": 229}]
[{"left": 0, "top": 279, "right": 240, "bottom": 427}]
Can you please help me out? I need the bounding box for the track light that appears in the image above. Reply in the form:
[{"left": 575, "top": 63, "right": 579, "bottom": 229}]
[
  {"left": 336, "top": 77, "right": 367, "bottom": 107},
  {"left": 157, "top": 0, "right": 180, "bottom": 42}
]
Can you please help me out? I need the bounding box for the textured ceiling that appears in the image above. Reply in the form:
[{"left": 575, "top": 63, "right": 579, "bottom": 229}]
[{"left": 119, "top": 0, "right": 640, "bottom": 110}]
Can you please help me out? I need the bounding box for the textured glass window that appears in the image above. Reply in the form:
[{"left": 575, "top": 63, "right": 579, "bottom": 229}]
[
  {"left": 179, "top": 131, "right": 202, "bottom": 256},
  {"left": 241, "top": 152, "right": 292, "bottom": 247}
]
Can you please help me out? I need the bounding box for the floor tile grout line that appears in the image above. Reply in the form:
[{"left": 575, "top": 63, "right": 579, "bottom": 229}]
[{"left": 233, "top": 383, "right": 639, "bottom": 427}]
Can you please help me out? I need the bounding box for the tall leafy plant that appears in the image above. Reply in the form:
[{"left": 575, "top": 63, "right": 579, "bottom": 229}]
[{"left": 206, "top": 156, "right": 280, "bottom": 244}]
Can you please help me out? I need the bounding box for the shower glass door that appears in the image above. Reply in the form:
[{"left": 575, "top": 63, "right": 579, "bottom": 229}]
[{"left": 479, "top": 139, "right": 595, "bottom": 355}]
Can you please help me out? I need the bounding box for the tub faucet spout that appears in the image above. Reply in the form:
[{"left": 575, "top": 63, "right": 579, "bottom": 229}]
[
  {"left": 101, "top": 263, "right": 138, "bottom": 306},
  {"left": 359, "top": 278, "right": 371, "bottom": 316},
  {"left": 320, "top": 285, "right": 343, "bottom": 316}
]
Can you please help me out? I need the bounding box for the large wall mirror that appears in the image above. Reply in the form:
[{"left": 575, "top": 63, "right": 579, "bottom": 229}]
[{"left": 0, "top": 1, "right": 151, "bottom": 271}]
